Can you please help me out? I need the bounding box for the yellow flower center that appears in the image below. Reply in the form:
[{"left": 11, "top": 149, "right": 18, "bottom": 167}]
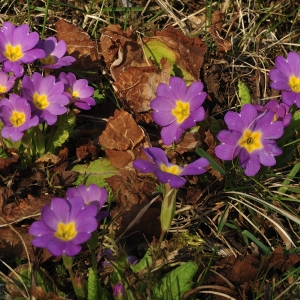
[
  {"left": 172, "top": 101, "right": 190, "bottom": 124},
  {"left": 40, "top": 55, "right": 56, "bottom": 65},
  {"left": 0, "top": 85, "right": 6, "bottom": 93},
  {"left": 4, "top": 44, "right": 23, "bottom": 62},
  {"left": 160, "top": 163, "right": 182, "bottom": 175},
  {"left": 288, "top": 75, "right": 300, "bottom": 93},
  {"left": 33, "top": 92, "right": 49, "bottom": 110},
  {"left": 239, "top": 129, "right": 262, "bottom": 153},
  {"left": 54, "top": 221, "right": 77, "bottom": 241},
  {"left": 9, "top": 110, "right": 26, "bottom": 127},
  {"left": 72, "top": 91, "right": 79, "bottom": 99}
]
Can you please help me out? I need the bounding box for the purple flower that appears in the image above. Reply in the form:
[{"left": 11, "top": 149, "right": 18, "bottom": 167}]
[
  {"left": 113, "top": 283, "right": 126, "bottom": 299},
  {"left": 254, "top": 99, "right": 291, "bottom": 127},
  {"left": 269, "top": 51, "right": 300, "bottom": 107},
  {"left": 59, "top": 72, "right": 95, "bottom": 110},
  {"left": 215, "top": 104, "right": 284, "bottom": 176},
  {"left": 133, "top": 147, "right": 209, "bottom": 188},
  {"left": 0, "top": 22, "right": 45, "bottom": 77},
  {"left": 0, "top": 71, "right": 16, "bottom": 94},
  {"left": 0, "top": 94, "right": 39, "bottom": 141},
  {"left": 150, "top": 77, "right": 206, "bottom": 145},
  {"left": 29, "top": 197, "right": 98, "bottom": 257},
  {"left": 66, "top": 184, "right": 108, "bottom": 220},
  {"left": 21, "top": 72, "right": 69, "bottom": 125},
  {"left": 37, "top": 37, "right": 75, "bottom": 69}
]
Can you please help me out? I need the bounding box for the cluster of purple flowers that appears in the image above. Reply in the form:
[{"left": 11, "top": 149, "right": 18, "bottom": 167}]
[
  {"left": 0, "top": 22, "right": 95, "bottom": 142},
  {"left": 214, "top": 51, "right": 299, "bottom": 176},
  {"left": 29, "top": 184, "right": 108, "bottom": 257},
  {"left": 135, "top": 51, "right": 299, "bottom": 181}
]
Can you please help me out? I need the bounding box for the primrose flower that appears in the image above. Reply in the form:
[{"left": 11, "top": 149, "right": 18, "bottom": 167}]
[
  {"left": 0, "top": 94, "right": 39, "bottom": 142},
  {"left": 215, "top": 104, "right": 284, "bottom": 176},
  {"left": 66, "top": 184, "right": 108, "bottom": 220},
  {"left": 269, "top": 51, "right": 300, "bottom": 107},
  {"left": 254, "top": 99, "right": 291, "bottom": 127},
  {"left": 58, "top": 72, "right": 95, "bottom": 110},
  {"left": 0, "top": 22, "right": 45, "bottom": 77},
  {"left": 21, "top": 72, "right": 69, "bottom": 125},
  {"left": 29, "top": 197, "right": 98, "bottom": 257},
  {"left": 150, "top": 77, "right": 206, "bottom": 145},
  {"left": 113, "top": 283, "right": 126, "bottom": 299},
  {"left": 37, "top": 37, "right": 75, "bottom": 69},
  {"left": 0, "top": 71, "right": 16, "bottom": 94},
  {"left": 133, "top": 147, "right": 209, "bottom": 188}
]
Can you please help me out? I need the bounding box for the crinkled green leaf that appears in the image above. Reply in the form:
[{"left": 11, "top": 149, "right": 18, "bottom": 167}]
[
  {"left": 130, "top": 248, "right": 153, "bottom": 273},
  {"left": 87, "top": 268, "right": 108, "bottom": 300},
  {"left": 46, "top": 110, "right": 76, "bottom": 154},
  {"left": 238, "top": 81, "right": 251, "bottom": 106},
  {"left": 153, "top": 262, "right": 198, "bottom": 300},
  {"left": 71, "top": 158, "right": 119, "bottom": 187},
  {"left": 87, "top": 267, "right": 99, "bottom": 300}
]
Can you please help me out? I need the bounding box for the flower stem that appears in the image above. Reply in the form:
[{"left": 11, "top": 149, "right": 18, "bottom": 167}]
[
  {"left": 159, "top": 183, "right": 178, "bottom": 243},
  {"left": 62, "top": 254, "right": 86, "bottom": 300}
]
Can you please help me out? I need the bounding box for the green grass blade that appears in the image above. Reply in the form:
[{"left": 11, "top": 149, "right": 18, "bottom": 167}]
[{"left": 196, "top": 147, "right": 225, "bottom": 175}]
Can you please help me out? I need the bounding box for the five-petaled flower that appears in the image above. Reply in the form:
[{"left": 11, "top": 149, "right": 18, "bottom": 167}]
[
  {"left": 133, "top": 147, "right": 209, "bottom": 188},
  {"left": 59, "top": 72, "right": 96, "bottom": 110},
  {"left": 21, "top": 72, "right": 69, "bottom": 125},
  {"left": 37, "top": 37, "right": 75, "bottom": 69},
  {"left": 150, "top": 77, "right": 206, "bottom": 145},
  {"left": 254, "top": 99, "right": 292, "bottom": 127},
  {"left": 29, "top": 197, "right": 98, "bottom": 257},
  {"left": 0, "top": 71, "right": 16, "bottom": 95},
  {"left": 0, "top": 94, "right": 39, "bottom": 141},
  {"left": 215, "top": 104, "right": 284, "bottom": 176},
  {"left": 0, "top": 22, "right": 45, "bottom": 77},
  {"left": 269, "top": 51, "right": 300, "bottom": 107},
  {"left": 66, "top": 184, "right": 108, "bottom": 220}
]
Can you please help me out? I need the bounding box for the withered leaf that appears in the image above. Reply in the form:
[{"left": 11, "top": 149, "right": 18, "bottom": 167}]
[
  {"left": 99, "top": 109, "right": 150, "bottom": 168},
  {"left": 100, "top": 24, "right": 148, "bottom": 80},
  {"left": 99, "top": 109, "right": 145, "bottom": 151},
  {"left": 107, "top": 171, "right": 160, "bottom": 240},
  {"left": 209, "top": 10, "right": 231, "bottom": 52},
  {"left": 55, "top": 19, "right": 100, "bottom": 70},
  {"left": 144, "top": 25, "right": 207, "bottom": 82},
  {"left": 113, "top": 58, "right": 171, "bottom": 112}
]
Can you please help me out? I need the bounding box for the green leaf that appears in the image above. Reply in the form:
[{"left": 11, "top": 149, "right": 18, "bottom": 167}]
[
  {"left": 87, "top": 267, "right": 99, "bottom": 300},
  {"left": 71, "top": 158, "right": 119, "bottom": 187},
  {"left": 130, "top": 248, "right": 153, "bottom": 273},
  {"left": 238, "top": 81, "right": 251, "bottom": 106},
  {"left": 153, "top": 262, "right": 198, "bottom": 300},
  {"left": 46, "top": 110, "right": 76, "bottom": 154},
  {"left": 93, "top": 89, "right": 105, "bottom": 104}
]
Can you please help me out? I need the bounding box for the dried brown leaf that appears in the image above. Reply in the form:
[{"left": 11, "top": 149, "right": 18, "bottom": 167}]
[
  {"left": 114, "top": 58, "right": 171, "bottom": 112},
  {"left": 209, "top": 10, "right": 231, "bottom": 52},
  {"left": 55, "top": 19, "right": 100, "bottom": 70}
]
